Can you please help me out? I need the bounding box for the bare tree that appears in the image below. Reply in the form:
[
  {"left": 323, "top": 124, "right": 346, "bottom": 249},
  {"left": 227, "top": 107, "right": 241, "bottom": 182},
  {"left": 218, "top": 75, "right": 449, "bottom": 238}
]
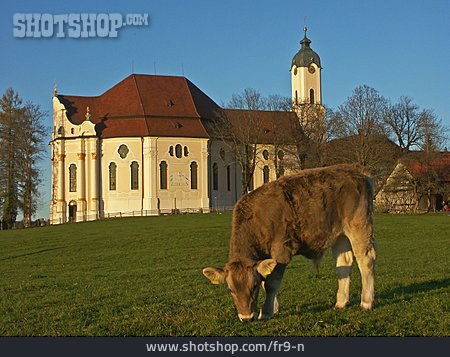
[
  {"left": 385, "top": 96, "right": 421, "bottom": 152},
  {"left": 227, "top": 88, "right": 267, "bottom": 111},
  {"left": 417, "top": 109, "right": 448, "bottom": 152},
  {"left": 293, "top": 103, "right": 328, "bottom": 167},
  {"left": 327, "top": 85, "right": 400, "bottom": 190},
  {"left": 212, "top": 109, "right": 265, "bottom": 194},
  {"left": 265, "top": 95, "right": 297, "bottom": 176},
  {"left": 210, "top": 89, "right": 268, "bottom": 194},
  {"left": 333, "top": 85, "right": 390, "bottom": 166},
  {"left": 214, "top": 90, "right": 306, "bottom": 193},
  {"left": 412, "top": 110, "right": 448, "bottom": 212},
  {"left": 266, "top": 94, "right": 291, "bottom": 112}
]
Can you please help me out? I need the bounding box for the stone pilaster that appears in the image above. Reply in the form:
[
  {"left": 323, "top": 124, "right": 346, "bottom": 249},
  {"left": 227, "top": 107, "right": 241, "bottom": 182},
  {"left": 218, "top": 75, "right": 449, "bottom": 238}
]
[
  {"left": 200, "top": 139, "right": 210, "bottom": 212},
  {"left": 89, "top": 151, "right": 98, "bottom": 220},
  {"left": 77, "top": 152, "right": 86, "bottom": 221},
  {"left": 143, "top": 137, "right": 159, "bottom": 214},
  {"left": 56, "top": 153, "right": 66, "bottom": 223}
]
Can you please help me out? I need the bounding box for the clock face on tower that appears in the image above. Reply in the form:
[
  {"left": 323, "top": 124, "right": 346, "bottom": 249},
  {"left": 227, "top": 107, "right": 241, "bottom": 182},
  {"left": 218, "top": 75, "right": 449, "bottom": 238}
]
[{"left": 308, "top": 65, "right": 316, "bottom": 74}]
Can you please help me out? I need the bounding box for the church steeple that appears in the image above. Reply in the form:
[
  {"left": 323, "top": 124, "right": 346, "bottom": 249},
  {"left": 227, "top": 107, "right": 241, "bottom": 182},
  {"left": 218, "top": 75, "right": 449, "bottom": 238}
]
[
  {"left": 300, "top": 26, "right": 311, "bottom": 47},
  {"left": 291, "top": 26, "right": 322, "bottom": 106}
]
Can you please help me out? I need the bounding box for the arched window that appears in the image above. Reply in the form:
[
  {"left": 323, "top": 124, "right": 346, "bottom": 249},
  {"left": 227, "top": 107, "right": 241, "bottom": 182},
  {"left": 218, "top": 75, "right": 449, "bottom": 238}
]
[
  {"left": 277, "top": 150, "right": 284, "bottom": 160},
  {"left": 262, "top": 149, "right": 269, "bottom": 160},
  {"left": 109, "top": 162, "right": 117, "bottom": 191},
  {"left": 295, "top": 90, "right": 298, "bottom": 105},
  {"left": 184, "top": 146, "right": 189, "bottom": 157},
  {"left": 69, "top": 164, "right": 77, "bottom": 192},
  {"left": 131, "top": 161, "right": 139, "bottom": 190},
  {"left": 175, "top": 144, "right": 182, "bottom": 158},
  {"left": 263, "top": 165, "right": 270, "bottom": 184},
  {"left": 190, "top": 162, "right": 198, "bottom": 190},
  {"left": 227, "top": 165, "right": 231, "bottom": 191},
  {"left": 160, "top": 161, "right": 167, "bottom": 189},
  {"left": 310, "top": 88, "right": 315, "bottom": 104},
  {"left": 212, "top": 162, "right": 218, "bottom": 191}
]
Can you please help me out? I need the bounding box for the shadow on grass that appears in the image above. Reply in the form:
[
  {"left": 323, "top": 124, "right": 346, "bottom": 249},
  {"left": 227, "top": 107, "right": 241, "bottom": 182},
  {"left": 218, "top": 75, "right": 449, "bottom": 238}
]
[
  {"left": 376, "top": 278, "right": 450, "bottom": 306},
  {"left": 0, "top": 247, "right": 65, "bottom": 261},
  {"left": 295, "top": 278, "right": 450, "bottom": 313}
]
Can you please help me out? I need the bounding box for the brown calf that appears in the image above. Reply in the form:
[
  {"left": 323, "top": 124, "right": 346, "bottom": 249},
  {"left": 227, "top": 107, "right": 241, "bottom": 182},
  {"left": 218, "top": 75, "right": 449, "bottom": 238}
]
[{"left": 203, "top": 164, "right": 376, "bottom": 321}]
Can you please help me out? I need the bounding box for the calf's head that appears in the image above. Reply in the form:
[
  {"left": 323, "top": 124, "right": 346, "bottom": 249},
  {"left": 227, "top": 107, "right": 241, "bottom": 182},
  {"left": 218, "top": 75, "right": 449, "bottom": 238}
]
[{"left": 202, "top": 259, "right": 277, "bottom": 322}]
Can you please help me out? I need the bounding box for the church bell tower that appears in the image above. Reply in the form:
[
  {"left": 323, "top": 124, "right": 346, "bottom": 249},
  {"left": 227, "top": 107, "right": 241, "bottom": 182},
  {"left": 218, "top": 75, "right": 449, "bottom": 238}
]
[{"left": 290, "top": 26, "right": 322, "bottom": 107}]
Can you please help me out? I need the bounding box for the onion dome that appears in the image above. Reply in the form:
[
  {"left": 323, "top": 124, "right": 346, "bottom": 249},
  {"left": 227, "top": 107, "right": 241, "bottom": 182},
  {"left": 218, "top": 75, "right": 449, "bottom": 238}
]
[{"left": 291, "top": 27, "right": 321, "bottom": 69}]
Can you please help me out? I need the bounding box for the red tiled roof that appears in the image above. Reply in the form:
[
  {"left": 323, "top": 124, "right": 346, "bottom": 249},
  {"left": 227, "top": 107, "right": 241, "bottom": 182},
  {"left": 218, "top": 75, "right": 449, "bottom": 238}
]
[
  {"left": 404, "top": 152, "right": 450, "bottom": 183},
  {"left": 57, "top": 74, "right": 220, "bottom": 138},
  {"left": 57, "top": 74, "right": 304, "bottom": 143}
]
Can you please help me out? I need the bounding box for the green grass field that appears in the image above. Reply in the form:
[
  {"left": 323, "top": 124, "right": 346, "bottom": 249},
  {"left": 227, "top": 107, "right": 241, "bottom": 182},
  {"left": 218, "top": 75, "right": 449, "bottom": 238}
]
[{"left": 0, "top": 213, "right": 448, "bottom": 336}]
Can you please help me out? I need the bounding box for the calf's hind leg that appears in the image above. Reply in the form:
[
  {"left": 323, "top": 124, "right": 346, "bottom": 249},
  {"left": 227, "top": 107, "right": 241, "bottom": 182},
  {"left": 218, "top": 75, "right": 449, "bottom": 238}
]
[
  {"left": 332, "top": 235, "right": 354, "bottom": 308},
  {"left": 348, "top": 232, "right": 376, "bottom": 310}
]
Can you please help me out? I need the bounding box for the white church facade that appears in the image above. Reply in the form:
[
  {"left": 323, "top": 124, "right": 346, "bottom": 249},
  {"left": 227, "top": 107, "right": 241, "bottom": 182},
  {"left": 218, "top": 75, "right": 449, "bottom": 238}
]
[{"left": 49, "top": 28, "right": 322, "bottom": 224}]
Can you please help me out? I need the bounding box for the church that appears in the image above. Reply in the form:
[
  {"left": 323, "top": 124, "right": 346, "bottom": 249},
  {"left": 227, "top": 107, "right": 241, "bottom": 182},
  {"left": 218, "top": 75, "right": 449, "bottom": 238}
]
[{"left": 49, "top": 28, "right": 322, "bottom": 224}]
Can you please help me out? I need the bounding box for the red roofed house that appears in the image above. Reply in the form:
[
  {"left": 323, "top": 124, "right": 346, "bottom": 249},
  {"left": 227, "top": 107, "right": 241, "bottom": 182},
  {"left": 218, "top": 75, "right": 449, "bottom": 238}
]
[
  {"left": 49, "top": 29, "right": 323, "bottom": 224},
  {"left": 375, "top": 152, "right": 450, "bottom": 213}
]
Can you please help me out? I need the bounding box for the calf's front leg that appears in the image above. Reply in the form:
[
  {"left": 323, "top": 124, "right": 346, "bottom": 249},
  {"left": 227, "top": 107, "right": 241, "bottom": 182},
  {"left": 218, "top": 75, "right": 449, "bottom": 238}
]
[{"left": 259, "top": 264, "right": 286, "bottom": 320}]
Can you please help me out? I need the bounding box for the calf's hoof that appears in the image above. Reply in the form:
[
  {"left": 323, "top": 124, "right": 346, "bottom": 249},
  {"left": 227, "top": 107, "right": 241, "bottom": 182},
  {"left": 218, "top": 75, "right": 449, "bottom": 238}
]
[
  {"left": 335, "top": 301, "right": 349, "bottom": 309},
  {"left": 258, "top": 309, "right": 274, "bottom": 321},
  {"left": 360, "top": 302, "right": 373, "bottom": 311}
]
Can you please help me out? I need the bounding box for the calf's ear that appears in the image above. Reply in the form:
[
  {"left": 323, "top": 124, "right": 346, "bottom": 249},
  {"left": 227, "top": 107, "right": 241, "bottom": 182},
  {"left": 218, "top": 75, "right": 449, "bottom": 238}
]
[
  {"left": 202, "top": 267, "right": 225, "bottom": 285},
  {"left": 256, "top": 259, "right": 277, "bottom": 278}
]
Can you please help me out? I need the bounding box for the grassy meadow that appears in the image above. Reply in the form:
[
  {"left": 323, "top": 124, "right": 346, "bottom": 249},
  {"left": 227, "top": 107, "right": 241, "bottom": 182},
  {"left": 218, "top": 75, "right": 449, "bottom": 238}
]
[{"left": 0, "top": 213, "right": 448, "bottom": 336}]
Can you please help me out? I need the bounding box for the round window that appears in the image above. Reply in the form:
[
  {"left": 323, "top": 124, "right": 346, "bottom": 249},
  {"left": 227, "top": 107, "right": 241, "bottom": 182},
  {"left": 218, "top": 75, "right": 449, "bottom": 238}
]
[{"left": 118, "top": 144, "right": 129, "bottom": 159}]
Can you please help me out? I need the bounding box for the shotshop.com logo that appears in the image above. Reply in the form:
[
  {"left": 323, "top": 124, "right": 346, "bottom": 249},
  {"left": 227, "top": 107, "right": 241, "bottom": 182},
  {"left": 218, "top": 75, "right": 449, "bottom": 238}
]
[{"left": 13, "top": 13, "right": 149, "bottom": 38}]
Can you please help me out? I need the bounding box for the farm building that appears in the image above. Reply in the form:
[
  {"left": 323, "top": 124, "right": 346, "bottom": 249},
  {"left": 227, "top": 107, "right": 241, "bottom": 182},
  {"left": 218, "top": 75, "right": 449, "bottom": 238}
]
[
  {"left": 49, "top": 28, "right": 324, "bottom": 224},
  {"left": 375, "top": 152, "right": 450, "bottom": 213}
]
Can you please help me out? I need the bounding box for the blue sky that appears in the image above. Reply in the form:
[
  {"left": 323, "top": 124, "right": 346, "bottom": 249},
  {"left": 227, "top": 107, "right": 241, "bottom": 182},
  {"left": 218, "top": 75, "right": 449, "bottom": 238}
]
[{"left": 1, "top": 0, "right": 449, "bottom": 219}]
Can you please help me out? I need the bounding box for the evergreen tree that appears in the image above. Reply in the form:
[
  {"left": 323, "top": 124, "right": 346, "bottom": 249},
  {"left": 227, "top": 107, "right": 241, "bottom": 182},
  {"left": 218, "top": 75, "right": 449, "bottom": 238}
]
[
  {"left": 17, "top": 102, "right": 46, "bottom": 227},
  {"left": 0, "top": 89, "right": 47, "bottom": 229},
  {"left": 0, "top": 88, "right": 22, "bottom": 229}
]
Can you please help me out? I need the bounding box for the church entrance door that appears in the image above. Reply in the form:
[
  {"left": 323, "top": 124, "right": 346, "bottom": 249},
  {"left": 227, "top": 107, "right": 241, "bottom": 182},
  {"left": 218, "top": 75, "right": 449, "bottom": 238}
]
[{"left": 68, "top": 201, "right": 77, "bottom": 222}]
